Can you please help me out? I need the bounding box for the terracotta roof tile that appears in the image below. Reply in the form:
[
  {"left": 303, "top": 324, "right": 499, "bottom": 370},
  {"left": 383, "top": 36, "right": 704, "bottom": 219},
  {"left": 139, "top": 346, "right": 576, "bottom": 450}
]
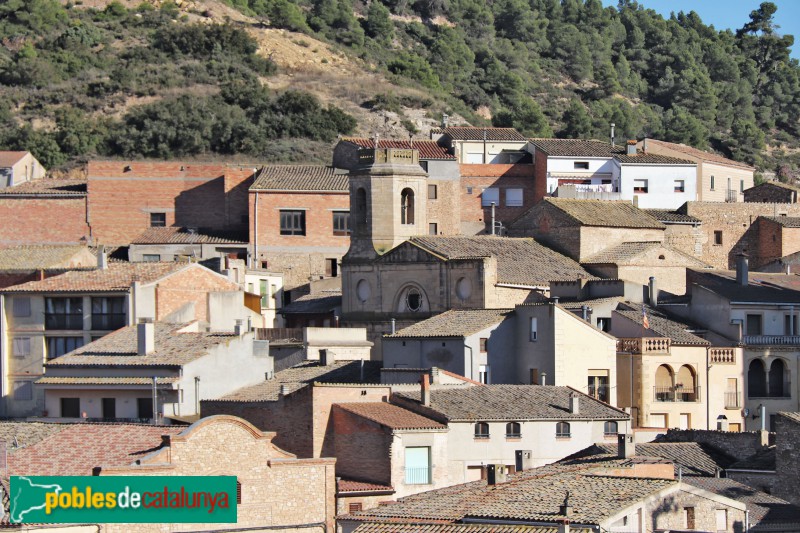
[
  {"left": 613, "top": 152, "right": 694, "bottom": 165},
  {"left": 387, "top": 309, "right": 513, "bottom": 338},
  {"left": 335, "top": 402, "right": 446, "bottom": 430},
  {"left": 728, "top": 446, "right": 775, "bottom": 471},
  {"left": 565, "top": 442, "right": 734, "bottom": 476},
  {"left": 0, "top": 179, "right": 86, "bottom": 196},
  {"left": 645, "top": 209, "right": 701, "bottom": 224},
  {"left": 341, "top": 138, "right": 455, "bottom": 160},
  {"left": 0, "top": 151, "right": 28, "bottom": 167},
  {"left": 87, "top": 161, "right": 256, "bottom": 180},
  {"left": 539, "top": 198, "right": 666, "bottom": 229},
  {"left": 760, "top": 216, "right": 800, "bottom": 228},
  {"left": 690, "top": 270, "right": 800, "bottom": 304},
  {"left": 685, "top": 477, "right": 800, "bottom": 526},
  {"left": 353, "top": 524, "right": 588, "bottom": 533},
  {"left": 131, "top": 226, "right": 247, "bottom": 245},
  {"left": 36, "top": 376, "right": 180, "bottom": 386},
  {"left": 281, "top": 291, "right": 342, "bottom": 314},
  {"left": 778, "top": 411, "right": 800, "bottom": 425},
  {"left": 0, "top": 422, "right": 70, "bottom": 451},
  {"left": 582, "top": 242, "right": 709, "bottom": 267},
  {"left": 251, "top": 165, "right": 348, "bottom": 191},
  {"left": 337, "top": 479, "right": 394, "bottom": 493},
  {"left": 0, "top": 262, "right": 188, "bottom": 293},
  {"left": 614, "top": 304, "right": 710, "bottom": 345},
  {"left": 440, "top": 127, "right": 526, "bottom": 141},
  {"left": 0, "top": 245, "right": 94, "bottom": 271},
  {"left": 529, "top": 139, "right": 694, "bottom": 164},
  {"left": 643, "top": 139, "right": 755, "bottom": 170}
]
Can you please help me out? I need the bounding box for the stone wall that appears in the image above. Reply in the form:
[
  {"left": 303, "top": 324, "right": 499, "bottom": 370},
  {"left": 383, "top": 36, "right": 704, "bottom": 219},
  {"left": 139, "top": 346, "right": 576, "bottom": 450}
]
[
  {"left": 743, "top": 183, "right": 797, "bottom": 203},
  {"left": 774, "top": 413, "right": 800, "bottom": 505},
  {"left": 647, "top": 486, "right": 746, "bottom": 532},
  {"left": 655, "top": 428, "right": 773, "bottom": 462}
]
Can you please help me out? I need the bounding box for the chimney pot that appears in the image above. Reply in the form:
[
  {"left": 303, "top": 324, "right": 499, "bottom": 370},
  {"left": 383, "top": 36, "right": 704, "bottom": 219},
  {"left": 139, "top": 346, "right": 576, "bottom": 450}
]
[
  {"left": 736, "top": 253, "right": 749, "bottom": 286},
  {"left": 486, "top": 464, "right": 507, "bottom": 485},
  {"left": 420, "top": 374, "right": 431, "bottom": 407},
  {"left": 320, "top": 349, "right": 334, "bottom": 366},
  {"left": 234, "top": 319, "right": 244, "bottom": 336},
  {"left": 280, "top": 384, "right": 289, "bottom": 396},
  {"left": 515, "top": 450, "right": 533, "bottom": 472},
  {"left": 97, "top": 246, "right": 108, "bottom": 270},
  {"left": 569, "top": 393, "right": 579, "bottom": 414},
  {"left": 617, "top": 433, "right": 635, "bottom": 459},
  {"left": 137, "top": 318, "right": 155, "bottom": 356},
  {"left": 649, "top": 276, "right": 658, "bottom": 307}
]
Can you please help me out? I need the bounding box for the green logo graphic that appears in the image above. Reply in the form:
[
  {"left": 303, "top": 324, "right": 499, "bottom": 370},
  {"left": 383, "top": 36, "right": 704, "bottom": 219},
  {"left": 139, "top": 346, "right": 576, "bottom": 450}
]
[{"left": 9, "top": 476, "right": 237, "bottom": 524}]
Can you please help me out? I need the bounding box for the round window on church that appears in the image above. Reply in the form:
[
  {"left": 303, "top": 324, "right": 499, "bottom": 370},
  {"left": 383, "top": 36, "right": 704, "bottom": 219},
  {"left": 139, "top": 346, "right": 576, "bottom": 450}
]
[
  {"left": 456, "top": 277, "right": 472, "bottom": 300},
  {"left": 356, "top": 279, "right": 371, "bottom": 302},
  {"left": 406, "top": 288, "right": 422, "bottom": 312}
]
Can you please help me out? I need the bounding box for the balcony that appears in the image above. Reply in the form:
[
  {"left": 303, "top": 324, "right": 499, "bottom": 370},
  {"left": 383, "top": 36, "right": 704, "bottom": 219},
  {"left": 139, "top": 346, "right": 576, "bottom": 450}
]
[
  {"left": 743, "top": 335, "right": 800, "bottom": 346},
  {"left": 45, "top": 314, "right": 83, "bottom": 330},
  {"left": 724, "top": 391, "right": 741, "bottom": 408},
  {"left": 588, "top": 384, "right": 610, "bottom": 403},
  {"left": 725, "top": 189, "right": 738, "bottom": 202},
  {"left": 654, "top": 386, "right": 700, "bottom": 402},
  {"left": 404, "top": 467, "right": 432, "bottom": 485},
  {"left": 91, "top": 313, "right": 126, "bottom": 331},
  {"left": 617, "top": 337, "right": 671, "bottom": 354},
  {"left": 709, "top": 348, "right": 736, "bottom": 364}
]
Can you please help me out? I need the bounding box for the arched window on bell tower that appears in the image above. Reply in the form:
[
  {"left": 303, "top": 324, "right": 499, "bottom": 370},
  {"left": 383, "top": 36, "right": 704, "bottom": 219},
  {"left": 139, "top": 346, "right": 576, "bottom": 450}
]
[
  {"left": 355, "top": 187, "right": 368, "bottom": 228},
  {"left": 401, "top": 188, "right": 415, "bottom": 225}
]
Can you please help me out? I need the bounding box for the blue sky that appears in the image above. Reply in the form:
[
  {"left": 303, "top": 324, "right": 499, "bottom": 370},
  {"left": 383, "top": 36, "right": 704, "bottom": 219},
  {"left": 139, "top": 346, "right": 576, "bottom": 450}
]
[{"left": 601, "top": 0, "right": 800, "bottom": 59}]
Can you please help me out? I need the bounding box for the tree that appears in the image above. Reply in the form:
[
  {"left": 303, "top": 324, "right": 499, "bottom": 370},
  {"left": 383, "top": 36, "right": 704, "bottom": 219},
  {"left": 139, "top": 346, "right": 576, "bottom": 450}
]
[
  {"left": 560, "top": 99, "right": 592, "bottom": 138},
  {"left": 364, "top": 1, "right": 394, "bottom": 43},
  {"left": 493, "top": 97, "right": 552, "bottom": 137}
]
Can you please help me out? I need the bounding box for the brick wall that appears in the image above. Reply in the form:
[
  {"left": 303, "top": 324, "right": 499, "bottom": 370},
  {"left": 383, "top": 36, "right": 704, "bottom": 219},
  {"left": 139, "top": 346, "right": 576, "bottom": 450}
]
[
  {"left": 331, "top": 406, "right": 393, "bottom": 484},
  {"left": 533, "top": 148, "right": 548, "bottom": 203},
  {"left": 426, "top": 179, "right": 460, "bottom": 235},
  {"left": 313, "top": 385, "right": 391, "bottom": 459},
  {"left": 775, "top": 413, "right": 800, "bottom": 505},
  {"left": 0, "top": 197, "right": 89, "bottom": 247},
  {"left": 459, "top": 165, "right": 537, "bottom": 235},
  {"left": 88, "top": 161, "right": 253, "bottom": 245},
  {"left": 155, "top": 266, "right": 240, "bottom": 322}
]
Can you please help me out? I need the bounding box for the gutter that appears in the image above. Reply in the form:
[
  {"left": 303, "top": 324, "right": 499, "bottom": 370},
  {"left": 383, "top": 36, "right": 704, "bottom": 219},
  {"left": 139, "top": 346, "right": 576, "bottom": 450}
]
[{"left": 462, "top": 517, "right": 599, "bottom": 530}]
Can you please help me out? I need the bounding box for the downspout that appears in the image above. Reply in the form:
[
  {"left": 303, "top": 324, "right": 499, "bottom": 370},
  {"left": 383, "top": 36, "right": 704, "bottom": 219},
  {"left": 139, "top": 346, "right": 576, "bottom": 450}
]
[
  {"left": 0, "top": 294, "right": 6, "bottom": 417},
  {"left": 706, "top": 349, "right": 711, "bottom": 430},
  {"left": 465, "top": 342, "right": 474, "bottom": 381},
  {"left": 252, "top": 187, "right": 259, "bottom": 269}
]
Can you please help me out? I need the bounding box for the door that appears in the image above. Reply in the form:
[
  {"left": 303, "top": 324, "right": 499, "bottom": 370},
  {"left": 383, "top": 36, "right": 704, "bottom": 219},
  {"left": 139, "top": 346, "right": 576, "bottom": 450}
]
[
  {"left": 101, "top": 398, "right": 116, "bottom": 420},
  {"left": 679, "top": 413, "right": 690, "bottom": 430},
  {"left": 137, "top": 397, "right": 154, "bottom": 420}
]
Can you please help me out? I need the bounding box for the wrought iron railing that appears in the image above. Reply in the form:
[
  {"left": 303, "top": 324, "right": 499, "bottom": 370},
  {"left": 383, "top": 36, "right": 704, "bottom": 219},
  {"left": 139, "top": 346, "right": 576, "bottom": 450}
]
[
  {"left": 654, "top": 386, "right": 700, "bottom": 402},
  {"left": 724, "top": 391, "right": 741, "bottom": 408},
  {"left": 404, "top": 467, "right": 431, "bottom": 485}
]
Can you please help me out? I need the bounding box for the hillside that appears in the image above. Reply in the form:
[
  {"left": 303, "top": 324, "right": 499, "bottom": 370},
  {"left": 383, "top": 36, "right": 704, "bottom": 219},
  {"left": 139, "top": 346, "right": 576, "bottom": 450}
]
[{"left": 0, "top": 0, "right": 799, "bottom": 178}]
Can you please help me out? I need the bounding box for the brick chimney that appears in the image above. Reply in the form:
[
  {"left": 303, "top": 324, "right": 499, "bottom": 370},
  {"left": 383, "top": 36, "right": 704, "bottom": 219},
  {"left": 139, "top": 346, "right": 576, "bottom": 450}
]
[
  {"left": 420, "top": 374, "right": 430, "bottom": 407},
  {"left": 626, "top": 140, "right": 637, "bottom": 156},
  {"left": 137, "top": 318, "right": 155, "bottom": 356}
]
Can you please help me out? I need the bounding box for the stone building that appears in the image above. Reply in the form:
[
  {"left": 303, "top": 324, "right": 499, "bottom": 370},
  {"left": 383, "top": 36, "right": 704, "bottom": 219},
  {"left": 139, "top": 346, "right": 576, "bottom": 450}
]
[
  {"left": 744, "top": 181, "right": 800, "bottom": 203},
  {"left": 128, "top": 226, "right": 248, "bottom": 263},
  {"left": 773, "top": 412, "right": 800, "bottom": 506},
  {"left": 0, "top": 151, "right": 46, "bottom": 188}
]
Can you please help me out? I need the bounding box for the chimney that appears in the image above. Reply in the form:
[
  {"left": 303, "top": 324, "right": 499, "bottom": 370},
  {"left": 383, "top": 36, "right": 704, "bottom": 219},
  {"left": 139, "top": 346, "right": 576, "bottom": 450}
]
[
  {"left": 569, "top": 393, "right": 579, "bottom": 414},
  {"left": 581, "top": 305, "right": 589, "bottom": 321},
  {"left": 649, "top": 276, "right": 658, "bottom": 307},
  {"left": 557, "top": 520, "right": 570, "bottom": 533},
  {"left": 626, "top": 140, "right": 637, "bottom": 156},
  {"left": 441, "top": 113, "right": 449, "bottom": 128},
  {"left": 540, "top": 372, "right": 547, "bottom": 386},
  {"left": 717, "top": 415, "right": 729, "bottom": 431},
  {"left": 320, "top": 349, "right": 334, "bottom": 366},
  {"left": 617, "top": 433, "right": 635, "bottom": 459},
  {"left": 736, "top": 253, "right": 749, "bottom": 286},
  {"left": 390, "top": 318, "right": 396, "bottom": 335},
  {"left": 552, "top": 296, "right": 559, "bottom": 304},
  {"left": 486, "top": 464, "right": 507, "bottom": 485},
  {"left": 234, "top": 319, "right": 244, "bottom": 336},
  {"left": 610, "top": 123, "right": 616, "bottom": 147},
  {"left": 420, "top": 374, "right": 431, "bottom": 407},
  {"left": 515, "top": 450, "right": 533, "bottom": 472},
  {"left": 559, "top": 491, "right": 572, "bottom": 518},
  {"left": 642, "top": 138, "right": 648, "bottom": 154},
  {"left": 97, "top": 246, "right": 108, "bottom": 270},
  {"left": 137, "top": 318, "right": 155, "bottom": 356},
  {"left": 280, "top": 384, "right": 289, "bottom": 396}
]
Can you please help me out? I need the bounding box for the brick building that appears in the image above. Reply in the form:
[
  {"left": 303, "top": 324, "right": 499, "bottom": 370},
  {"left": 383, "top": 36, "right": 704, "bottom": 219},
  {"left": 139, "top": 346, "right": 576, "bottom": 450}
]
[
  {"left": 0, "top": 244, "right": 97, "bottom": 288},
  {"left": 87, "top": 161, "right": 255, "bottom": 246},
  {"left": 459, "top": 164, "right": 538, "bottom": 235},
  {"left": 753, "top": 216, "right": 800, "bottom": 270}
]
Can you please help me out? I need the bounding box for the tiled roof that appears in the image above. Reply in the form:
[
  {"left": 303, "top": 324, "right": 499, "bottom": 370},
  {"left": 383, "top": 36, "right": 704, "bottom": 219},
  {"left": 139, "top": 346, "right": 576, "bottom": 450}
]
[
  {"left": 540, "top": 198, "right": 666, "bottom": 229},
  {"left": 335, "top": 402, "right": 446, "bottom": 430},
  {"left": 251, "top": 165, "right": 348, "bottom": 191},
  {"left": 7, "top": 423, "right": 185, "bottom": 476},
  {"left": 352, "top": 525, "right": 591, "bottom": 533},
  {"left": 760, "top": 216, "right": 800, "bottom": 228},
  {"left": 779, "top": 411, "right": 800, "bottom": 425},
  {"left": 0, "top": 151, "right": 28, "bottom": 167},
  {"left": 46, "top": 323, "right": 237, "bottom": 367},
  {"left": 615, "top": 304, "right": 710, "bottom": 345},
  {"left": 728, "top": 446, "right": 775, "bottom": 471},
  {"left": 0, "top": 262, "right": 188, "bottom": 293},
  {"left": 131, "top": 226, "right": 247, "bottom": 245},
  {"left": 387, "top": 309, "right": 513, "bottom": 338},
  {"left": 747, "top": 181, "right": 800, "bottom": 193},
  {"left": 642, "top": 139, "right": 755, "bottom": 170},
  {"left": 613, "top": 152, "right": 694, "bottom": 165},
  {"left": 212, "top": 360, "right": 383, "bottom": 402},
  {"left": 281, "top": 291, "right": 342, "bottom": 315},
  {"left": 529, "top": 139, "right": 621, "bottom": 157},
  {"left": 571, "top": 442, "right": 735, "bottom": 476},
  {"left": 337, "top": 478, "right": 394, "bottom": 493},
  {"left": 0, "top": 245, "right": 93, "bottom": 271},
  {"left": 406, "top": 236, "right": 595, "bottom": 286},
  {"left": 440, "top": 127, "right": 526, "bottom": 141},
  {"left": 344, "top": 463, "right": 674, "bottom": 525},
  {"left": 36, "top": 376, "right": 180, "bottom": 386},
  {"left": 689, "top": 270, "right": 800, "bottom": 304},
  {"left": 341, "top": 138, "right": 455, "bottom": 160},
  {"left": 0, "top": 422, "right": 70, "bottom": 451},
  {"left": 393, "top": 385, "right": 628, "bottom": 422},
  {"left": 582, "top": 242, "right": 709, "bottom": 267},
  {"left": 645, "top": 209, "right": 701, "bottom": 224},
  {"left": 0, "top": 179, "right": 86, "bottom": 196},
  {"left": 684, "top": 477, "right": 800, "bottom": 526}
]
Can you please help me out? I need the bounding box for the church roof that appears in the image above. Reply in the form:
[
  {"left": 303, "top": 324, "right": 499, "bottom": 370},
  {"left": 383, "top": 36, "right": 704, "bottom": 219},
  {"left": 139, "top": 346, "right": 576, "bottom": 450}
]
[{"left": 407, "top": 236, "right": 595, "bottom": 286}]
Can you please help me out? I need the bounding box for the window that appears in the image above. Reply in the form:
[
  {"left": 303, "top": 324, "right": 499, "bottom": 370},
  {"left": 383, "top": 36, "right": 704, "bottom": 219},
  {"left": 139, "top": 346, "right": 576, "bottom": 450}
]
[
  {"left": 715, "top": 509, "right": 727, "bottom": 531},
  {"left": 47, "top": 336, "right": 84, "bottom": 359},
  {"left": 479, "top": 364, "right": 490, "bottom": 384},
  {"left": 150, "top": 212, "right": 166, "bottom": 227},
  {"left": 355, "top": 188, "right": 368, "bottom": 227},
  {"left": 466, "top": 187, "right": 473, "bottom": 195},
  {"left": 260, "top": 279, "right": 268, "bottom": 308},
  {"left": 102, "top": 398, "right": 116, "bottom": 419},
  {"left": 474, "top": 422, "right": 490, "bottom": 438},
  {"left": 12, "top": 297, "right": 31, "bottom": 317},
  {"left": 714, "top": 230, "right": 723, "bottom": 245},
  {"left": 91, "top": 297, "right": 126, "bottom": 330},
  {"left": 481, "top": 188, "right": 499, "bottom": 207},
  {"left": 748, "top": 360, "right": 767, "bottom": 398},
  {"left": 142, "top": 254, "right": 160, "bottom": 262},
  {"left": 785, "top": 314, "right": 798, "bottom": 335},
  {"left": 13, "top": 381, "right": 32, "bottom": 401},
  {"left": 711, "top": 175, "right": 715, "bottom": 190},
  {"left": 428, "top": 223, "right": 438, "bottom": 235},
  {"left": 137, "top": 397, "right": 154, "bottom": 420},
  {"left": 604, "top": 421, "right": 618, "bottom": 436},
  {"left": 333, "top": 211, "right": 350, "bottom": 236},
  {"left": 325, "top": 258, "right": 338, "bottom": 278},
  {"left": 633, "top": 179, "right": 648, "bottom": 193},
  {"left": 280, "top": 210, "right": 306, "bottom": 236},
  {"left": 401, "top": 188, "right": 415, "bottom": 225},
  {"left": 45, "top": 297, "right": 83, "bottom": 330},
  {"left": 684, "top": 507, "right": 696, "bottom": 529},
  {"left": 556, "top": 421, "right": 571, "bottom": 438},
  {"left": 348, "top": 503, "right": 363, "bottom": 513},
  {"left": 61, "top": 397, "right": 80, "bottom": 418},
  {"left": 574, "top": 162, "right": 589, "bottom": 170},
  {"left": 505, "top": 188, "right": 523, "bottom": 207},
  {"left": 479, "top": 338, "right": 488, "bottom": 353},
  {"left": 674, "top": 180, "right": 685, "bottom": 193},
  {"left": 428, "top": 184, "right": 438, "bottom": 199},
  {"left": 529, "top": 368, "right": 538, "bottom": 385},
  {"left": 746, "top": 314, "right": 763, "bottom": 336},
  {"left": 740, "top": 180, "right": 745, "bottom": 193},
  {"left": 588, "top": 374, "right": 610, "bottom": 403},
  {"left": 529, "top": 317, "right": 538, "bottom": 341},
  {"left": 769, "top": 359, "right": 787, "bottom": 398},
  {"left": 12, "top": 337, "right": 31, "bottom": 357},
  {"left": 405, "top": 288, "right": 422, "bottom": 312},
  {"left": 506, "top": 422, "right": 521, "bottom": 438},
  {"left": 404, "top": 447, "right": 431, "bottom": 484}
]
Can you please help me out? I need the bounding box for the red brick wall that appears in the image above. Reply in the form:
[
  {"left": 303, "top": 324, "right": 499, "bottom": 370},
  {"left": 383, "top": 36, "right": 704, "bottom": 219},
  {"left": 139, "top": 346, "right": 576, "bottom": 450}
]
[
  {"left": 154, "top": 265, "right": 240, "bottom": 322},
  {"left": 533, "top": 149, "right": 548, "bottom": 203},
  {"left": 459, "top": 164, "right": 537, "bottom": 232},
  {"left": 87, "top": 161, "right": 253, "bottom": 245},
  {"left": 0, "top": 197, "right": 89, "bottom": 247},
  {"left": 331, "top": 406, "right": 393, "bottom": 485}
]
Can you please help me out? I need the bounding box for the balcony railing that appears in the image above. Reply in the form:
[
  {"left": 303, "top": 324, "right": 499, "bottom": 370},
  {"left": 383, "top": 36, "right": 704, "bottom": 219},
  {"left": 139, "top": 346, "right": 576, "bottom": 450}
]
[
  {"left": 724, "top": 391, "right": 741, "bottom": 408},
  {"left": 725, "top": 189, "right": 738, "bottom": 202},
  {"left": 743, "top": 335, "right": 800, "bottom": 346},
  {"left": 654, "top": 386, "right": 700, "bottom": 402},
  {"left": 91, "top": 313, "right": 126, "bottom": 331},
  {"left": 404, "top": 467, "right": 431, "bottom": 485},
  {"left": 45, "top": 314, "right": 83, "bottom": 330},
  {"left": 617, "top": 337, "right": 671, "bottom": 354},
  {"left": 709, "top": 348, "right": 736, "bottom": 364},
  {"left": 588, "top": 384, "right": 610, "bottom": 403}
]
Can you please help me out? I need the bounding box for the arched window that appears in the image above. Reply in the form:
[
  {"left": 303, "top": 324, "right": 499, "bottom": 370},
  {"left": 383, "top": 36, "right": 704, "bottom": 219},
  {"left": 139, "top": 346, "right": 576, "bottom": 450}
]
[
  {"left": 401, "top": 188, "right": 415, "bottom": 225},
  {"left": 676, "top": 365, "right": 697, "bottom": 401},
  {"left": 355, "top": 188, "right": 367, "bottom": 226},
  {"left": 748, "top": 359, "right": 767, "bottom": 398},
  {"left": 769, "top": 359, "right": 787, "bottom": 398},
  {"left": 604, "top": 421, "right": 618, "bottom": 436},
  {"left": 474, "top": 422, "right": 489, "bottom": 438},
  {"left": 396, "top": 285, "right": 429, "bottom": 313},
  {"left": 655, "top": 365, "right": 674, "bottom": 401},
  {"left": 505, "top": 422, "right": 521, "bottom": 438},
  {"left": 556, "top": 421, "right": 571, "bottom": 438}
]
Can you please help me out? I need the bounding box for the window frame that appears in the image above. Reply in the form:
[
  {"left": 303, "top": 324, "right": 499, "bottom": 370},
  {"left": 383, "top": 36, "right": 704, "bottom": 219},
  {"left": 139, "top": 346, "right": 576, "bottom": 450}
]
[
  {"left": 61, "top": 397, "right": 80, "bottom": 418},
  {"left": 45, "top": 297, "right": 84, "bottom": 330},
  {"left": 603, "top": 420, "right": 618, "bottom": 436},
  {"left": 474, "top": 422, "right": 490, "bottom": 439},
  {"left": 13, "top": 380, "right": 33, "bottom": 401},
  {"left": 404, "top": 446, "right": 432, "bottom": 485},
  {"left": 279, "top": 210, "right": 306, "bottom": 236},
  {"left": 12, "top": 296, "right": 31, "bottom": 317},
  {"left": 529, "top": 317, "right": 538, "bottom": 342},
  {"left": 573, "top": 161, "right": 590, "bottom": 170},
  {"left": 481, "top": 187, "right": 500, "bottom": 207},
  {"left": 713, "top": 230, "right": 723, "bottom": 245},
  {"left": 746, "top": 313, "right": 763, "bottom": 336},
  {"left": 556, "top": 421, "right": 571, "bottom": 438},
  {"left": 505, "top": 188, "right": 524, "bottom": 207},
  {"left": 12, "top": 337, "right": 31, "bottom": 357},
  {"left": 91, "top": 297, "right": 126, "bottom": 331},
  {"left": 427, "top": 184, "right": 438, "bottom": 200},
  {"left": 332, "top": 211, "right": 351, "bottom": 236},
  {"left": 505, "top": 422, "right": 521, "bottom": 439},
  {"left": 633, "top": 179, "right": 649, "bottom": 194},
  {"left": 46, "top": 336, "right": 85, "bottom": 360},
  {"left": 428, "top": 223, "right": 438, "bottom": 236},
  {"left": 149, "top": 212, "right": 166, "bottom": 228},
  {"left": 142, "top": 254, "right": 161, "bottom": 262},
  {"left": 674, "top": 180, "right": 685, "bottom": 193}
]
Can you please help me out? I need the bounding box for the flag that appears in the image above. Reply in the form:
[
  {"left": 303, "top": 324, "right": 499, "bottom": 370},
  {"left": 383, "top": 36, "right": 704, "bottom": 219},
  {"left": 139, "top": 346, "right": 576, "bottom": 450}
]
[{"left": 642, "top": 305, "right": 650, "bottom": 330}]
